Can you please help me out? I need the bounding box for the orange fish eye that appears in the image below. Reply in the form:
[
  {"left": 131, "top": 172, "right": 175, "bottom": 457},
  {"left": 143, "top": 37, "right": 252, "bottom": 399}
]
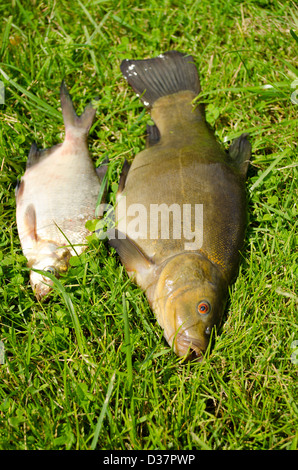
[{"left": 197, "top": 301, "right": 211, "bottom": 315}]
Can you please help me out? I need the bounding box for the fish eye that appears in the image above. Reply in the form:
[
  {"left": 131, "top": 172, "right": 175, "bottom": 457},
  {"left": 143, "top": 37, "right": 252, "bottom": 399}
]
[
  {"left": 197, "top": 300, "right": 211, "bottom": 315},
  {"left": 43, "top": 266, "right": 56, "bottom": 275}
]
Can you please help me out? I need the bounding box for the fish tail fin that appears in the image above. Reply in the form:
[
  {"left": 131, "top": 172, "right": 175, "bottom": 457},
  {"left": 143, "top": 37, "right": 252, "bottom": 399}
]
[
  {"left": 120, "top": 51, "right": 200, "bottom": 108},
  {"left": 60, "top": 80, "right": 97, "bottom": 136}
]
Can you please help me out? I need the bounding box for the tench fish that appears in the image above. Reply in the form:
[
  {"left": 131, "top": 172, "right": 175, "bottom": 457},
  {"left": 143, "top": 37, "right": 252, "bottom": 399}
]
[
  {"left": 16, "top": 81, "right": 106, "bottom": 300},
  {"left": 110, "top": 51, "right": 251, "bottom": 360}
]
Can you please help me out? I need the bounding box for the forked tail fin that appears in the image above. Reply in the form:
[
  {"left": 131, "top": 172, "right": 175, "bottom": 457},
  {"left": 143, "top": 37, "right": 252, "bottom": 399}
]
[
  {"left": 60, "top": 80, "right": 97, "bottom": 136},
  {"left": 120, "top": 51, "right": 200, "bottom": 108}
]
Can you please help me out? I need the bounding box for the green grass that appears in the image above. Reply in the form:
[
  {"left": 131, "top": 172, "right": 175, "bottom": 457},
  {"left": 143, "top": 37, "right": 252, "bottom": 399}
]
[{"left": 0, "top": 0, "right": 297, "bottom": 450}]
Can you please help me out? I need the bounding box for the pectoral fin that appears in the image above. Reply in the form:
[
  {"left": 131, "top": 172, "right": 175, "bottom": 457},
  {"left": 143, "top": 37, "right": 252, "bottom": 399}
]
[
  {"left": 228, "top": 133, "right": 252, "bottom": 178},
  {"left": 109, "top": 230, "right": 155, "bottom": 276},
  {"left": 24, "top": 204, "right": 39, "bottom": 242}
]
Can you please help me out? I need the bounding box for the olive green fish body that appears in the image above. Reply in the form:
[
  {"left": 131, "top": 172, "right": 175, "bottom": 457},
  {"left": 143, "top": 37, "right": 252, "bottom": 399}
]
[
  {"left": 122, "top": 92, "right": 247, "bottom": 279},
  {"left": 112, "top": 52, "right": 251, "bottom": 359}
]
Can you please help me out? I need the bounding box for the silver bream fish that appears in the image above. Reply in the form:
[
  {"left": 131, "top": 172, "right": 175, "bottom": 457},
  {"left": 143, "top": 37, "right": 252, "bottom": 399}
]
[{"left": 16, "top": 81, "right": 106, "bottom": 300}]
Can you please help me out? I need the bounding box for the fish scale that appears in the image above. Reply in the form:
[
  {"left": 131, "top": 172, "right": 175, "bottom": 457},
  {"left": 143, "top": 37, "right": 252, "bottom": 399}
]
[{"left": 20, "top": 146, "right": 99, "bottom": 245}]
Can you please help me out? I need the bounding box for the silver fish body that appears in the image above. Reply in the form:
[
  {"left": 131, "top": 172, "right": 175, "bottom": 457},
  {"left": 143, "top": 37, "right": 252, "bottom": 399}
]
[{"left": 16, "top": 82, "right": 105, "bottom": 299}]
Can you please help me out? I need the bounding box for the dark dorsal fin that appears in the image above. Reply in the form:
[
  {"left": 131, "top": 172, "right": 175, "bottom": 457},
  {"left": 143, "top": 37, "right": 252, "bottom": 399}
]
[
  {"left": 26, "top": 142, "right": 41, "bottom": 169},
  {"left": 228, "top": 133, "right": 252, "bottom": 178},
  {"left": 26, "top": 142, "right": 62, "bottom": 169}
]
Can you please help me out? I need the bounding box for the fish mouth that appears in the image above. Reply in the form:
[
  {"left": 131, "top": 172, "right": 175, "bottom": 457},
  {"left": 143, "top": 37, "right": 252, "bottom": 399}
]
[
  {"left": 175, "top": 334, "right": 206, "bottom": 362},
  {"left": 31, "top": 282, "right": 53, "bottom": 302}
]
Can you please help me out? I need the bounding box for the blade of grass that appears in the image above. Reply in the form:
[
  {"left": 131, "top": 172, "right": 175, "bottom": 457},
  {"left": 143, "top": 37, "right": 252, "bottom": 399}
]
[
  {"left": 95, "top": 163, "right": 109, "bottom": 217},
  {"left": 90, "top": 370, "right": 116, "bottom": 450},
  {"left": 249, "top": 149, "right": 290, "bottom": 192},
  {"left": 111, "top": 14, "right": 151, "bottom": 38},
  {"left": 122, "top": 293, "right": 136, "bottom": 444},
  {"left": 123, "top": 293, "right": 133, "bottom": 388},
  {"left": 33, "top": 269, "right": 86, "bottom": 357},
  {"left": 77, "top": 0, "right": 109, "bottom": 43},
  {"left": 83, "top": 25, "right": 101, "bottom": 78},
  {"left": 0, "top": 15, "right": 13, "bottom": 60},
  {"left": 0, "top": 67, "right": 61, "bottom": 118}
]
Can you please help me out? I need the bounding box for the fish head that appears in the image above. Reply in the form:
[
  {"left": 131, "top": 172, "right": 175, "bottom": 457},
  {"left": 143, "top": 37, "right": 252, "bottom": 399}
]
[
  {"left": 155, "top": 253, "right": 227, "bottom": 361},
  {"left": 28, "top": 242, "right": 71, "bottom": 300},
  {"left": 164, "top": 282, "right": 225, "bottom": 361}
]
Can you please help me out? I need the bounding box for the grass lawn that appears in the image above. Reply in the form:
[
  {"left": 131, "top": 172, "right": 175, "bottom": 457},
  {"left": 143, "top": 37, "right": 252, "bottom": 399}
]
[{"left": 0, "top": 0, "right": 297, "bottom": 450}]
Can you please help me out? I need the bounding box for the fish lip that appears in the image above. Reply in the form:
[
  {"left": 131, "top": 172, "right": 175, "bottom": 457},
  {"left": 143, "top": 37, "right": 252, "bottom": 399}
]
[
  {"left": 175, "top": 334, "right": 206, "bottom": 362},
  {"left": 31, "top": 282, "right": 52, "bottom": 302}
]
